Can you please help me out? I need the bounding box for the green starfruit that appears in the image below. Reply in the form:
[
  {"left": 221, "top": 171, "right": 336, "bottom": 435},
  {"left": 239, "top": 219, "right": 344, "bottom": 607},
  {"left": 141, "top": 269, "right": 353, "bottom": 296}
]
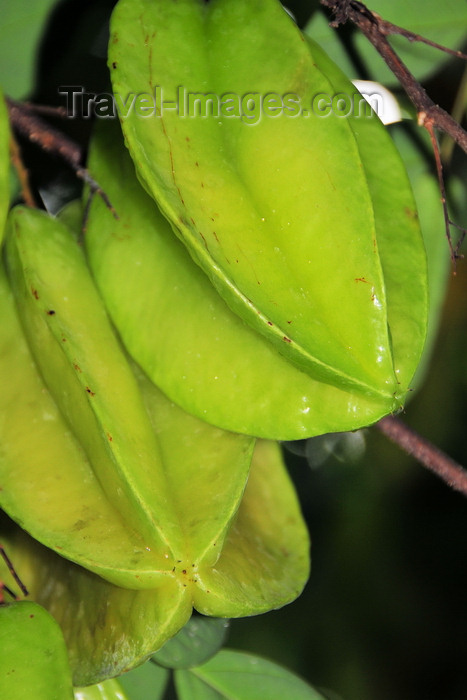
[
  {"left": 108, "top": 0, "right": 427, "bottom": 422},
  {"left": 85, "top": 122, "right": 420, "bottom": 439},
  {"left": 0, "top": 438, "right": 308, "bottom": 683},
  {"left": 0, "top": 208, "right": 309, "bottom": 682},
  {"left": 0, "top": 600, "right": 74, "bottom": 699}
]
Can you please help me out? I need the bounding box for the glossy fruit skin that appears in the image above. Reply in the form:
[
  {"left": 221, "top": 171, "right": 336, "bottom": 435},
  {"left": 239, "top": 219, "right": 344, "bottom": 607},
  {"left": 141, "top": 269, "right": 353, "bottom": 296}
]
[
  {"left": 0, "top": 601, "right": 74, "bottom": 700},
  {"left": 84, "top": 122, "right": 416, "bottom": 440},
  {"left": 108, "top": 0, "right": 427, "bottom": 415},
  {"left": 0, "top": 205, "right": 309, "bottom": 683}
]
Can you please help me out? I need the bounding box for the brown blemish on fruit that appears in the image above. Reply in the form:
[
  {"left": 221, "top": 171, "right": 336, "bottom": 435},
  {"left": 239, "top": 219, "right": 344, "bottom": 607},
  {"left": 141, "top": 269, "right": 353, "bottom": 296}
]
[
  {"left": 404, "top": 206, "right": 417, "bottom": 219},
  {"left": 46, "top": 310, "right": 55, "bottom": 316},
  {"left": 283, "top": 336, "right": 292, "bottom": 343},
  {"left": 85, "top": 387, "right": 95, "bottom": 396},
  {"left": 73, "top": 363, "right": 82, "bottom": 372},
  {"left": 355, "top": 277, "right": 368, "bottom": 283},
  {"left": 31, "top": 287, "right": 39, "bottom": 299},
  {"left": 199, "top": 231, "right": 209, "bottom": 250}
]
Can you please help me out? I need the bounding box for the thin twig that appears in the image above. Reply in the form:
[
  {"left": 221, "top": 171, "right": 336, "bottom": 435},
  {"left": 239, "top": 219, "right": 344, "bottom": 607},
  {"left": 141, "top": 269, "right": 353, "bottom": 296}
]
[
  {"left": 441, "top": 64, "right": 467, "bottom": 163},
  {"left": 19, "top": 102, "right": 69, "bottom": 119},
  {"left": 9, "top": 133, "right": 37, "bottom": 208},
  {"left": 0, "top": 582, "right": 19, "bottom": 603},
  {"left": 423, "top": 117, "right": 466, "bottom": 263},
  {"left": 6, "top": 98, "right": 117, "bottom": 218},
  {"left": 376, "top": 415, "right": 467, "bottom": 497},
  {"left": 0, "top": 544, "right": 29, "bottom": 598},
  {"left": 320, "top": 0, "right": 467, "bottom": 155},
  {"left": 378, "top": 19, "right": 467, "bottom": 61}
]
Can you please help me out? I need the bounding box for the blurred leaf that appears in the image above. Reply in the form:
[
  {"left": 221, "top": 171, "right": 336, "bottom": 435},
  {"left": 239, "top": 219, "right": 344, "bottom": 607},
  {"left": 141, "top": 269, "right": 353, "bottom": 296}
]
[
  {"left": 303, "top": 10, "right": 357, "bottom": 78},
  {"left": 389, "top": 124, "right": 451, "bottom": 391},
  {"left": 305, "top": 431, "right": 367, "bottom": 468},
  {"left": 117, "top": 661, "right": 169, "bottom": 700},
  {"left": 174, "top": 650, "right": 327, "bottom": 700},
  {"left": 74, "top": 679, "right": 131, "bottom": 700},
  {"left": 0, "top": 0, "right": 60, "bottom": 98},
  {"left": 152, "top": 617, "right": 230, "bottom": 670},
  {"left": 353, "top": 0, "right": 467, "bottom": 85},
  {"left": 0, "top": 88, "right": 9, "bottom": 245}
]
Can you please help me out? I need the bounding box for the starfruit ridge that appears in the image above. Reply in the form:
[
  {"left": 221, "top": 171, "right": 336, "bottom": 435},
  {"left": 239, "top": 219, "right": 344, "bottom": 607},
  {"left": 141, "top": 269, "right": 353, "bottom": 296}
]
[
  {"left": 84, "top": 121, "right": 413, "bottom": 439},
  {"left": 109, "top": 0, "right": 407, "bottom": 404}
]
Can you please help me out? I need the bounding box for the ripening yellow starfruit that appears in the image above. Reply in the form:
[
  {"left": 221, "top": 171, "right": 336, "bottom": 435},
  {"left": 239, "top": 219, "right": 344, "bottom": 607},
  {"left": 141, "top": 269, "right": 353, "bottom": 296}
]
[
  {"left": 108, "top": 0, "right": 427, "bottom": 432},
  {"left": 0, "top": 206, "right": 309, "bottom": 682}
]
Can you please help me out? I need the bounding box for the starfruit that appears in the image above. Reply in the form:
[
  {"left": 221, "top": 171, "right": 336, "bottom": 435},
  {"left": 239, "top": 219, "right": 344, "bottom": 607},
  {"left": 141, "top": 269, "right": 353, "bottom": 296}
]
[
  {"left": 85, "top": 122, "right": 411, "bottom": 439},
  {"left": 0, "top": 599, "right": 74, "bottom": 699},
  {"left": 108, "top": 0, "right": 428, "bottom": 429},
  {"left": 0, "top": 208, "right": 309, "bottom": 683},
  {"left": 0, "top": 441, "right": 308, "bottom": 683}
]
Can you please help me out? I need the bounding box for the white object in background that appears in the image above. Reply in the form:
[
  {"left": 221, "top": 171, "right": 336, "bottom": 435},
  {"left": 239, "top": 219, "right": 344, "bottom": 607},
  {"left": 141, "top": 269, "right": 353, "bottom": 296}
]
[{"left": 352, "top": 80, "right": 402, "bottom": 125}]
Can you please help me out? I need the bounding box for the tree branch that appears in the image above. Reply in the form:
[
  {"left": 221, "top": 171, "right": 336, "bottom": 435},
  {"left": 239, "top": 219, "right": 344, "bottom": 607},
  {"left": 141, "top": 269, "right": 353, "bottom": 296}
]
[
  {"left": 6, "top": 98, "right": 117, "bottom": 218},
  {"left": 0, "top": 544, "right": 28, "bottom": 600},
  {"left": 376, "top": 415, "right": 467, "bottom": 497},
  {"left": 320, "top": 0, "right": 467, "bottom": 155}
]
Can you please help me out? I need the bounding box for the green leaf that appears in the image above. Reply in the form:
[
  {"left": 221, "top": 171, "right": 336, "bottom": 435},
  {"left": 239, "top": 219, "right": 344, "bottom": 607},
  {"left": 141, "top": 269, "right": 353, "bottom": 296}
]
[
  {"left": 0, "top": 600, "right": 74, "bottom": 700},
  {"left": 0, "top": 88, "right": 10, "bottom": 246},
  {"left": 117, "top": 661, "right": 169, "bottom": 700},
  {"left": 174, "top": 650, "right": 327, "bottom": 700},
  {"left": 74, "top": 679, "right": 131, "bottom": 700},
  {"left": 0, "top": 0, "right": 60, "bottom": 98},
  {"left": 85, "top": 122, "right": 404, "bottom": 440},
  {"left": 152, "top": 616, "right": 230, "bottom": 669},
  {"left": 303, "top": 11, "right": 357, "bottom": 80},
  {"left": 109, "top": 0, "right": 426, "bottom": 409},
  {"left": 389, "top": 124, "right": 451, "bottom": 390}
]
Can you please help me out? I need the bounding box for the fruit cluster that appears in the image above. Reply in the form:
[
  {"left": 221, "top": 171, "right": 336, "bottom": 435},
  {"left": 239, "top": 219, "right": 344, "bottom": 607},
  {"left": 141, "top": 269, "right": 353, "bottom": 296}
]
[{"left": 0, "top": 0, "right": 427, "bottom": 688}]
